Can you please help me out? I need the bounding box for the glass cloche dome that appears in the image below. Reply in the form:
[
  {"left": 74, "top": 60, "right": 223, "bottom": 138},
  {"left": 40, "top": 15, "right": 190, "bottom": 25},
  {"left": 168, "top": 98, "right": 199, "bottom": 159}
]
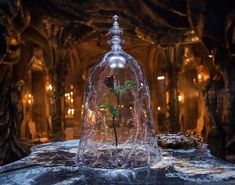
[{"left": 76, "top": 15, "right": 161, "bottom": 169}]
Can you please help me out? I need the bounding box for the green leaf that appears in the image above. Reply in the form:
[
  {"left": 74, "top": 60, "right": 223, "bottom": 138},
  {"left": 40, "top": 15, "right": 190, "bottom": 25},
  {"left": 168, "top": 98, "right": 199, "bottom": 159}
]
[
  {"left": 119, "top": 80, "right": 136, "bottom": 95},
  {"left": 109, "top": 80, "right": 136, "bottom": 96},
  {"left": 123, "top": 80, "right": 137, "bottom": 88},
  {"left": 99, "top": 103, "right": 118, "bottom": 117}
]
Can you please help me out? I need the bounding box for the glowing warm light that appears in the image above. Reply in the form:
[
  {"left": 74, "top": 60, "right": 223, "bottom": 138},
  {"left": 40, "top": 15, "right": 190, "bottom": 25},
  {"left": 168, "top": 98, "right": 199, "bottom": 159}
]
[
  {"left": 46, "top": 83, "right": 53, "bottom": 92},
  {"left": 65, "top": 87, "right": 75, "bottom": 119},
  {"left": 178, "top": 95, "right": 183, "bottom": 102},
  {"left": 196, "top": 66, "right": 209, "bottom": 84},
  {"left": 28, "top": 99, "right": 32, "bottom": 104},
  {"left": 157, "top": 106, "right": 161, "bottom": 111},
  {"left": 198, "top": 74, "right": 202, "bottom": 80},
  {"left": 144, "top": 111, "right": 147, "bottom": 118},
  {"left": 157, "top": 76, "right": 165, "bottom": 80},
  {"left": 87, "top": 110, "right": 96, "bottom": 123},
  {"left": 192, "top": 36, "right": 199, "bottom": 41},
  {"left": 81, "top": 104, "right": 84, "bottom": 116},
  {"left": 166, "top": 92, "right": 169, "bottom": 104},
  {"left": 66, "top": 93, "right": 70, "bottom": 97},
  {"left": 66, "top": 108, "right": 75, "bottom": 119},
  {"left": 208, "top": 54, "right": 213, "bottom": 58},
  {"left": 129, "top": 107, "right": 133, "bottom": 110},
  {"left": 9, "top": 38, "right": 17, "bottom": 45},
  {"left": 48, "top": 84, "right": 52, "bottom": 91},
  {"left": 24, "top": 93, "right": 34, "bottom": 106},
  {"left": 68, "top": 109, "right": 73, "bottom": 115}
]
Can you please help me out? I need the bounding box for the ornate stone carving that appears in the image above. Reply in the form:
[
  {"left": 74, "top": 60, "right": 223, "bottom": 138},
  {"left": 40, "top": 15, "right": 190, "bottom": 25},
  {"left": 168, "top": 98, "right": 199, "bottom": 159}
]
[{"left": 0, "top": 0, "right": 30, "bottom": 164}]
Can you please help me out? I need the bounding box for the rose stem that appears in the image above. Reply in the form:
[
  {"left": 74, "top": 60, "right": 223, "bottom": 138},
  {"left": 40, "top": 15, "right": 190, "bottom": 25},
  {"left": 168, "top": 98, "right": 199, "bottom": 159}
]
[{"left": 112, "top": 93, "right": 120, "bottom": 146}]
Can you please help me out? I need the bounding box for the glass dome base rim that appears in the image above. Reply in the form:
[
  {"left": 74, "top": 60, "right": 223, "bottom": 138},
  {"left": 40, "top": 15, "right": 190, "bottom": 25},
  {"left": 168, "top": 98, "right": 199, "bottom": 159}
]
[{"left": 75, "top": 161, "right": 160, "bottom": 171}]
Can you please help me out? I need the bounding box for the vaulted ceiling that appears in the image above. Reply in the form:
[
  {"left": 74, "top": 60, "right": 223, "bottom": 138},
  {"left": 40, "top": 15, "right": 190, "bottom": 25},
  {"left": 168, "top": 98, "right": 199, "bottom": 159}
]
[
  {"left": 1, "top": 0, "right": 234, "bottom": 82},
  {"left": 24, "top": 0, "right": 190, "bottom": 45},
  {"left": 22, "top": 0, "right": 234, "bottom": 48}
]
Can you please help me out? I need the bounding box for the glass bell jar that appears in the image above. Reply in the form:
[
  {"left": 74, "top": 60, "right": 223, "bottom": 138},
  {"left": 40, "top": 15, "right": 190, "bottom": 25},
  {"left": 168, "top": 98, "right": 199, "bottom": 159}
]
[{"left": 76, "top": 15, "right": 161, "bottom": 169}]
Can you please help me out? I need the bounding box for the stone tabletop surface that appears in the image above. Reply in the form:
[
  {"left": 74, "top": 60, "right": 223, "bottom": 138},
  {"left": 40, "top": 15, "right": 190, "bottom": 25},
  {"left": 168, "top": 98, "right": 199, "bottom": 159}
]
[{"left": 0, "top": 139, "right": 235, "bottom": 185}]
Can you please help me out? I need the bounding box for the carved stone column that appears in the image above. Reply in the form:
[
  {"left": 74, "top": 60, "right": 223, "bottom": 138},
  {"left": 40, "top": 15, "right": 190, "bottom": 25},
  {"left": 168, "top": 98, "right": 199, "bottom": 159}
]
[
  {"left": 220, "top": 55, "right": 235, "bottom": 162},
  {"left": 165, "top": 46, "right": 181, "bottom": 133},
  {"left": 41, "top": 17, "right": 72, "bottom": 141},
  {"left": 49, "top": 50, "right": 67, "bottom": 141}
]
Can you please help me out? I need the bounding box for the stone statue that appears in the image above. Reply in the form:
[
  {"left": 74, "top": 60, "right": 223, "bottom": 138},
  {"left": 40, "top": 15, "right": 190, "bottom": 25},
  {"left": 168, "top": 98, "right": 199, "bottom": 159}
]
[{"left": 0, "top": 68, "right": 29, "bottom": 164}]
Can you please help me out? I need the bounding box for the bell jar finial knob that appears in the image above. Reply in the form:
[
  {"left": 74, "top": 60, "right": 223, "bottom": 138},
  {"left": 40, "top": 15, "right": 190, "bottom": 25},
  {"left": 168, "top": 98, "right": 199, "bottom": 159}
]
[{"left": 108, "top": 15, "right": 124, "bottom": 51}]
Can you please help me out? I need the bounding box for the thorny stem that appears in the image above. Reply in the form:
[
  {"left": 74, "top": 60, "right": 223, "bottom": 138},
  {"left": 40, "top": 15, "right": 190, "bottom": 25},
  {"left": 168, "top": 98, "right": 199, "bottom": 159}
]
[{"left": 112, "top": 93, "right": 120, "bottom": 146}]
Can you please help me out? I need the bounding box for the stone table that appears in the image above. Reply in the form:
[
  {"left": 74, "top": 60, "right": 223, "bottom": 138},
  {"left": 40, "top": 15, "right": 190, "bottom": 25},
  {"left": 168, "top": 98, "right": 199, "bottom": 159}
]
[{"left": 0, "top": 139, "right": 235, "bottom": 185}]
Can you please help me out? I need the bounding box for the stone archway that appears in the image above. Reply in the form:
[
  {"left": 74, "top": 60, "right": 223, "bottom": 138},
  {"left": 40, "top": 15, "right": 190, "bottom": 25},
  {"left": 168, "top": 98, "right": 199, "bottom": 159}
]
[{"left": 20, "top": 46, "right": 51, "bottom": 143}]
